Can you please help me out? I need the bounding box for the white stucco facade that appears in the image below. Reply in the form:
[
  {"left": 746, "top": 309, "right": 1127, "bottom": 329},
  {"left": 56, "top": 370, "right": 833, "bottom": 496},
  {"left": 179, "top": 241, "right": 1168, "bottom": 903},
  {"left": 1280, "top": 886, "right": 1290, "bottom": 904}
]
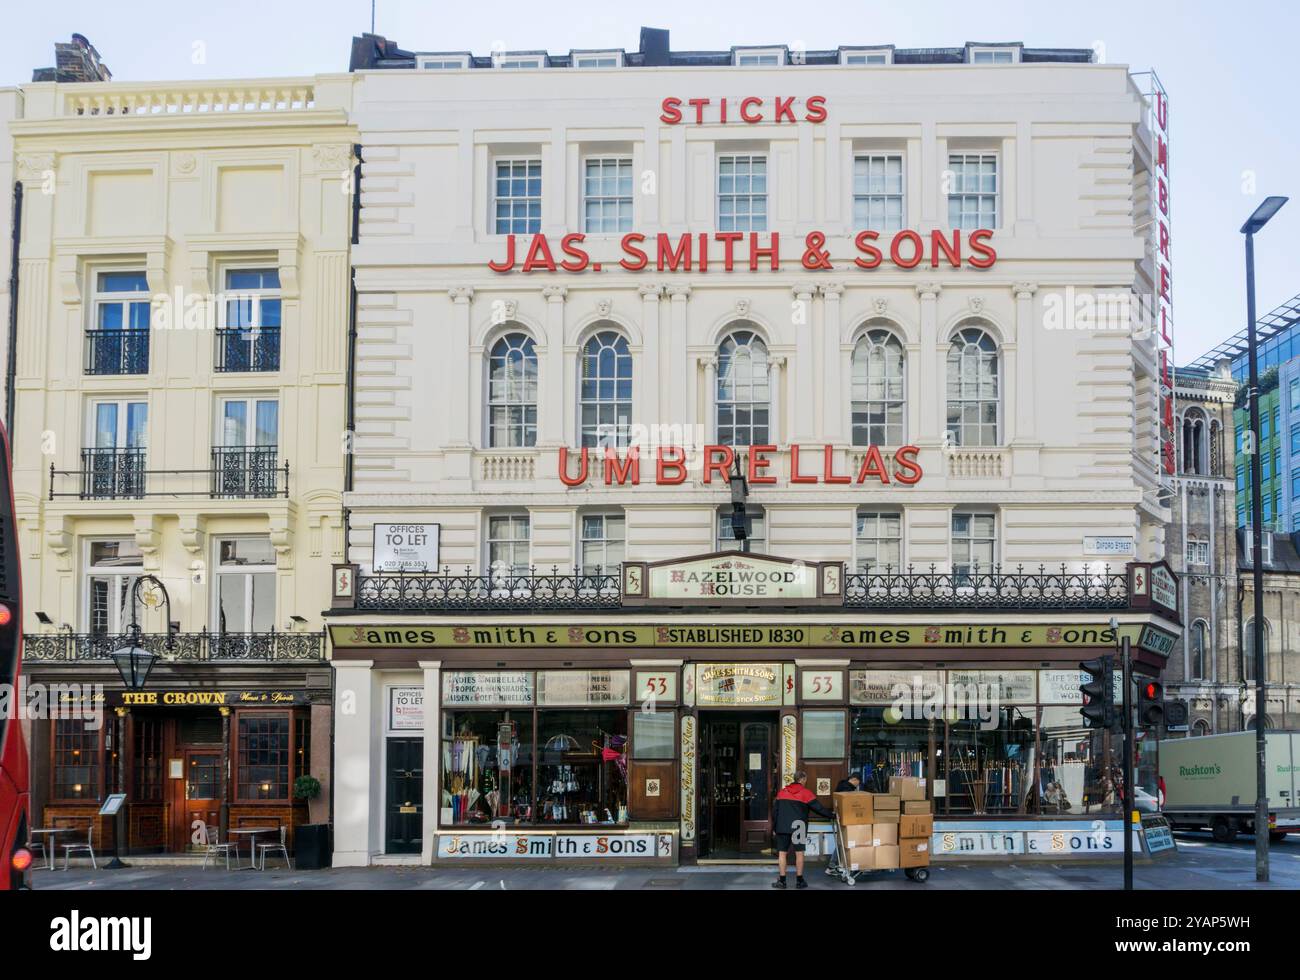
[
  {"left": 329, "top": 41, "right": 1176, "bottom": 867},
  {"left": 344, "top": 57, "right": 1167, "bottom": 570}
]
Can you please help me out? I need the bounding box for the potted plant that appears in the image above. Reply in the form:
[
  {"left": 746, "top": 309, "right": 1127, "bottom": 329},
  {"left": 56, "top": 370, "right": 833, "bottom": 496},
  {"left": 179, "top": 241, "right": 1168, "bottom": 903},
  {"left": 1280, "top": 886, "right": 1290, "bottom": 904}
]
[
  {"left": 294, "top": 774, "right": 322, "bottom": 814},
  {"left": 292, "top": 775, "right": 330, "bottom": 869}
]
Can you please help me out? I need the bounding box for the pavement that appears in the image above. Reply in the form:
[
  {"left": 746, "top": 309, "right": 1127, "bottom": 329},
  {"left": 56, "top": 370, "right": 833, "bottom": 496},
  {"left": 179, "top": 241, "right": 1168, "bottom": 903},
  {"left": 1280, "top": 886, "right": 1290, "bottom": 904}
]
[{"left": 28, "top": 832, "right": 1300, "bottom": 890}]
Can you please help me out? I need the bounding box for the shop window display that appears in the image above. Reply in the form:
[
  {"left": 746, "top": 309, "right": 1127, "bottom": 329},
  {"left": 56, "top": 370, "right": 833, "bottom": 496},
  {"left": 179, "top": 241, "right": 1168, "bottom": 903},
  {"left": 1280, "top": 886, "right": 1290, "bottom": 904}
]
[
  {"left": 443, "top": 711, "right": 534, "bottom": 824},
  {"left": 441, "top": 710, "right": 628, "bottom": 825},
  {"left": 943, "top": 706, "right": 1036, "bottom": 815},
  {"left": 537, "top": 711, "right": 628, "bottom": 824},
  {"left": 848, "top": 706, "right": 931, "bottom": 792},
  {"left": 1036, "top": 706, "right": 1113, "bottom": 814}
]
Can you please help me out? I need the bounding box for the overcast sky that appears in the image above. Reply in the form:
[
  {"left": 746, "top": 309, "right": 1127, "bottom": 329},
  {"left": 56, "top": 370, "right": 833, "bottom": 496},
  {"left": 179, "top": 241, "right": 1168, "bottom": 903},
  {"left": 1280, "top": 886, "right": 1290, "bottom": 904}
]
[{"left": 4, "top": 0, "right": 1297, "bottom": 364}]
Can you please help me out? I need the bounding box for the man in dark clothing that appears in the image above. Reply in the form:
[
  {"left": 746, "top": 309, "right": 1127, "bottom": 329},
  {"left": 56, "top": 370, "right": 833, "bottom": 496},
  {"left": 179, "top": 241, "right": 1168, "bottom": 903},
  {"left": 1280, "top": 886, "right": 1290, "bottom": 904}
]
[
  {"left": 771, "top": 770, "right": 835, "bottom": 889},
  {"left": 834, "top": 774, "right": 861, "bottom": 793}
]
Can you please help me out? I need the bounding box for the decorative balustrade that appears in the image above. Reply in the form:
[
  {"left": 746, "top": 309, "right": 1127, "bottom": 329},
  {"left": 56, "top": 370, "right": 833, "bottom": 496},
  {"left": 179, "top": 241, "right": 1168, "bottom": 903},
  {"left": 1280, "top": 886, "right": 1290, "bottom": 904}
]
[
  {"left": 479, "top": 451, "right": 537, "bottom": 482},
  {"left": 356, "top": 566, "right": 622, "bottom": 612},
  {"left": 946, "top": 448, "right": 1007, "bottom": 479},
  {"left": 843, "top": 564, "right": 1129, "bottom": 611},
  {"left": 63, "top": 82, "right": 316, "bottom": 117},
  {"left": 350, "top": 563, "right": 1129, "bottom": 613},
  {"left": 23, "top": 631, "right": 325, "bottom": 663}
]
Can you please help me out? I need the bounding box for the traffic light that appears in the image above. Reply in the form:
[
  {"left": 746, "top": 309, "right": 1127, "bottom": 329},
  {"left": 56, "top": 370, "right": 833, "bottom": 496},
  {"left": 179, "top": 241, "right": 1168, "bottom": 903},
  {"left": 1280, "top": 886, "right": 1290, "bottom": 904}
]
[
  {"left": 1080, "top": 656, "right": 1115, "bottom": 730},
  {"left": 1164, "top": 699, "right": 1189, "bottom": 729},
  {"left": 1139, "top": 679, "right": 1165, "bottom": 727}
]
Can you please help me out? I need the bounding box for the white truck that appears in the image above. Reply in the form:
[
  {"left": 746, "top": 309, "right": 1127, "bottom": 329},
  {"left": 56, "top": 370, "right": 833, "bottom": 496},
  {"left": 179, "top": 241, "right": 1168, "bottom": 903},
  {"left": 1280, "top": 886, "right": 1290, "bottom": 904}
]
[{"left": 1159, "top": 731, "right": 1300, "bottom": 843}]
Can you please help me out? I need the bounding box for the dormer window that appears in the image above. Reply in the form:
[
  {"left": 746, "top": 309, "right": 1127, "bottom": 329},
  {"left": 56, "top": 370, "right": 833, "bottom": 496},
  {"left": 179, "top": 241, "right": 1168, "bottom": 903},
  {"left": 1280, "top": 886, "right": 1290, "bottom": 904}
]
[
  {"left": 572, "top": 50, "right": 623, "bottom": 68},
  {"left": 496, "top": 55, "right": 544, "bottom": 70},
  {"left": 841, "top": 47, "right": 893, "bottom": 66},
  {"left": 968, "top": 46, "right": 1019, "bottom": 64},
  {"left": 417, "top": 54, "right": 470, "bottom": 70},
  {"left": 733, "top": 47, "right": 785, "bottom": 67}
]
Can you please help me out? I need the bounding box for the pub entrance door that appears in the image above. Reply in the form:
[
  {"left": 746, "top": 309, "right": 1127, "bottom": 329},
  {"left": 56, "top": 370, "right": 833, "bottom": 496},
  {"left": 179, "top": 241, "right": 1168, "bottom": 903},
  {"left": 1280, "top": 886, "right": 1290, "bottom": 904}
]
[
  {"left": 167, "top": 712, "right": 226, "bottom": 852},
  {"left": 698, "top": 712, "right": 777, "bottom": 859}
]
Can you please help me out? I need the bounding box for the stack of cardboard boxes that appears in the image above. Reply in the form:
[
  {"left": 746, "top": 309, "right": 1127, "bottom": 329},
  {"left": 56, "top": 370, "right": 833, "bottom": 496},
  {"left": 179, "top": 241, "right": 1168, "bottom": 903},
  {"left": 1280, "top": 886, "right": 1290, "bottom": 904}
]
[
  {"left": 834, "top": 776, "right": 932, "bottom": 873},
  {"left": 892, "top": 777, "right": 933, "bottom": 869}
]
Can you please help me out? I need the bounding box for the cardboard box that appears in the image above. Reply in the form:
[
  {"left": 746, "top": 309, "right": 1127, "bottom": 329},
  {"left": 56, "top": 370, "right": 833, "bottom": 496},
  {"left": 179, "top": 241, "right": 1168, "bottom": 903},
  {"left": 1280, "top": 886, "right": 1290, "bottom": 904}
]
[
  {"left": 899, "top": 814, "right": 933, "bottom": 839},
  {"left": 900, "top": 839, "right": 931, "bottom": 868},
  {"left": 864, "top": 792, "right": 900, "bottom": 813},
  {"left": 834, "top": 792, "right": 875, "bottom": 825},
  {"left": 902, "top": 800, "right": 932, "bottom": 815},
  {"left": 889, "top": 777, "right": 927, "bottom": 801},
  {"left": 842, "top": 825, "right": 875, "bottom": 849},
  {"left": 872, "top": 845, "right": 900, "bottom": 869},
  {"left": 844, "top": 846, "right": 875, "bottom": 871},
  {"left": 871, "top": 822, "right": 898, "bottom": 846},
  {"left": 845, "top": 845, "right": 900, "bottom": 871}
]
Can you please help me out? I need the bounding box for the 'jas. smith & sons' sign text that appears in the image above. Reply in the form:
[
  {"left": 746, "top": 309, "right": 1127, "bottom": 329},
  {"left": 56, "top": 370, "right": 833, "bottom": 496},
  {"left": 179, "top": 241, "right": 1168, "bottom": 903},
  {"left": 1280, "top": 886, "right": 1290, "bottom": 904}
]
[
  {"left": 489, "top": 96, "right": 997, "bottom": 275},
  {"left": 489, "top": 229, "right": 996, "bottom": 275}
]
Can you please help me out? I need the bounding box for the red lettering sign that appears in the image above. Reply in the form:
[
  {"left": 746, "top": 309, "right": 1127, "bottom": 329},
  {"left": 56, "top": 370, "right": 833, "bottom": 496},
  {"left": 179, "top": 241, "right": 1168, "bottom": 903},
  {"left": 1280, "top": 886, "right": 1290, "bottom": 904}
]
[
  {"left": 489, "top": 229, "right": 997, "bottom": 274},
  {"left": 559, "top": 445, "right": 925, "bottom": 487}
]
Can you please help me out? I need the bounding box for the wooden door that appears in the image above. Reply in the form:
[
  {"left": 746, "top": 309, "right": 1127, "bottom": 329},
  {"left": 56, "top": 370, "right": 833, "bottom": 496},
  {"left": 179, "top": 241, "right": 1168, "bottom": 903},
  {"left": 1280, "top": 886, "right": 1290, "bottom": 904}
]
[
  {"left": 177, "top": 750, "right": 221, "bottom": 851},
  {"left": 385, "top": 738, "right": 423, "bottom": 854},
  {"left": 738, "top": 720, "right": 774, "bottom": 853}
]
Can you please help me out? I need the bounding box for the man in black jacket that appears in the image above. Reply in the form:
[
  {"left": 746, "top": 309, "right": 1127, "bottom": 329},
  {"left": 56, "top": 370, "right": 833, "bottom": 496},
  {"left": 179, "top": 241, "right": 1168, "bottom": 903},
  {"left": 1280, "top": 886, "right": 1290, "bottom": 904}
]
[
  {"left": 771, "top": 770, "right": 835, "bottom": 889},
  {"left": 834, "top": 774, "right": 862, "bottom": 793}
]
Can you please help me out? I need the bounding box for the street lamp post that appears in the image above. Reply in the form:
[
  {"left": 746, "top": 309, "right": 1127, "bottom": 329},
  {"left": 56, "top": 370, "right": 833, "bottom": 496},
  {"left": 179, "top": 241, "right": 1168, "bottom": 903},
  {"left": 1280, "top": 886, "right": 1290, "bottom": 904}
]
[
  {"left": 106, "top": 574, "right": 174, "bottom": 869},
  {"left": 1241, "top": 195, "right": 1288, "bottom": 884}
]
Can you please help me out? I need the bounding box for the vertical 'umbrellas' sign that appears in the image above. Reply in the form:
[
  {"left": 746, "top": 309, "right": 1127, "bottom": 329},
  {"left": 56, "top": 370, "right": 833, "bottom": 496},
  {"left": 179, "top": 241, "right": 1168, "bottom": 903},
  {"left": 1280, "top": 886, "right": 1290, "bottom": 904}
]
[{"left": 1148, "top": 74, "right": 1176, "bottom": 484}]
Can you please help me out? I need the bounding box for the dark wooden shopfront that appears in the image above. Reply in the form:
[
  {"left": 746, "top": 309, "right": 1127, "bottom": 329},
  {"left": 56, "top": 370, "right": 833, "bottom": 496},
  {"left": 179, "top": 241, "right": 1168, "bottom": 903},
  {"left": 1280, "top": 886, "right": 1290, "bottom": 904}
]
[
  {"left": 697, "top": 711, "right": 778, "bottom": 858},
  {"left": 29, "top": 672, "right": 328, "bottom": 854}
]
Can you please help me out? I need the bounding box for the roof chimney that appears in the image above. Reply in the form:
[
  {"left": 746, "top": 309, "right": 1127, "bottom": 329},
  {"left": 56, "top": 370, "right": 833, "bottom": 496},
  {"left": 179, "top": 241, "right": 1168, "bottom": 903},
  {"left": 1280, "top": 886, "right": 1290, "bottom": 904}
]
[
  {"left": 640, "top": 27, "right": 670, "bottom": 66},
  {"left": 32, "top": 34, "right": 112, "bottom": 83}
]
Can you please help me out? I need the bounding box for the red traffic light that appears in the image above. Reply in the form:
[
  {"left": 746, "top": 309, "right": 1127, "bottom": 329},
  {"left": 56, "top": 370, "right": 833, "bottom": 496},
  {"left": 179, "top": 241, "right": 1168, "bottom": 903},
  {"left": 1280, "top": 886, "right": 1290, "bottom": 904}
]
[{"left": 1141, "top": 681, "right": 1162, "bottom": 701}]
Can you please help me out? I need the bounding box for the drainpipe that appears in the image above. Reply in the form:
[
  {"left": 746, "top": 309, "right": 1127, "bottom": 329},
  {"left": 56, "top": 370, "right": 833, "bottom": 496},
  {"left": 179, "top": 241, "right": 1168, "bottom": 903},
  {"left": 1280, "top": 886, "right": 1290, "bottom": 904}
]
[
  {"left": 5, "top": 181, "right": 22, "bottom": 440},
  {"left": 343, "top": 144, "right": 362, "bottom": 563}
]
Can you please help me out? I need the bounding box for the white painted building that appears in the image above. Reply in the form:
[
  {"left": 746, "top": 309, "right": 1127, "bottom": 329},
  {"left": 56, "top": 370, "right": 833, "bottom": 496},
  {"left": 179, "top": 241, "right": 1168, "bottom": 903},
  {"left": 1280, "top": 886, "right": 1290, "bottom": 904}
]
[{"left": 327, "top": 29, "right": 1179, "bottom": 867}]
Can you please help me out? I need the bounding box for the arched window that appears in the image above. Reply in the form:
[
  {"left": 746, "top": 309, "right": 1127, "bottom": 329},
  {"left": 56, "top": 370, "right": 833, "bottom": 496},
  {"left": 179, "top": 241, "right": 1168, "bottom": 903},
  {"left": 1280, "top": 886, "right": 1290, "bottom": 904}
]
[
  {"left": 1189, "top": 620, "right": 1208, "bottom": 681},
  {"left": 851, "top": 328, "right": 905, "bottom": 446},
  {"left": 717, "top": 330, "right": 770, "bottom": 446},
  {"left": 945, "top": 325, "right": 999, "bottom": 446},
  {"left": 1192, "top": 719, "right": 1210, "bottom": 737},
  {"left": 1244, "top": 619, "right": 1270, "bottom": 683},
  {"left": 580, "top": 331, "right": 632, "bottom": 448},
  {"left": 487, "top": 332, "right": 538, "bottom": 448},
  {"left": 1181, "top": 408, "right": 1207, "bottom": 475}
]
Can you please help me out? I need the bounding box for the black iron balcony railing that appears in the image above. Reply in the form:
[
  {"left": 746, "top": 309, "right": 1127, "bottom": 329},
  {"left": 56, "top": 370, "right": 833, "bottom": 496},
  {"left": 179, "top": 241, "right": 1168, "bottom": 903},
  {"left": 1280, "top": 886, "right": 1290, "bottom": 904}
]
[
  {"left": 84, "top": 328, "right": 149, "bottom": 375},
  {"left": 76, "top": 448, "right": 147, "bottom": 499},
  {"left": 350, "top": 563, "right": 1130, "bottom": 613},
  {"left": 214, "top": 326, "right": 280, "bottom": 372},
  {"left": 211, "top": 446, "right": 283, "bottom": 498},
  {"left": 23, "top": 630, "right": 325, "bottom": 664},
  {"left": 842, "top": 564, "right": 1130, "bottom": 611},
  {"left": 51, "top": 450, "right": 288, "bottom": 500},
  {"left": 356, "top": 566, "right": 623, "bottom": 612}
]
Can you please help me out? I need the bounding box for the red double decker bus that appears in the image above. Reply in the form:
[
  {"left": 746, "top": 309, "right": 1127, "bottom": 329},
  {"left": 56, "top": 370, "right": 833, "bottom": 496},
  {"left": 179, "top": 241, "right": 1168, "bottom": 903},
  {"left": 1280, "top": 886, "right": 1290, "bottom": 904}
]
[{"left": 0, "top": 422, "right": 29, "bottom": 888}]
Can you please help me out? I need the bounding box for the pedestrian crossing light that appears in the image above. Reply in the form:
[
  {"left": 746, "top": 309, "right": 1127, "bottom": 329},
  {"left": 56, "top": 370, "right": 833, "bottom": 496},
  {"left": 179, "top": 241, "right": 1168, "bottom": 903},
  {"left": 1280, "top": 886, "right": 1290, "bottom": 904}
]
[
  {"left": 1080, "top": 656, "right": 1115, "bottom": 730},
  {"left": 1139, "top": 679, "right": 1165, "bottom": 728}
]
